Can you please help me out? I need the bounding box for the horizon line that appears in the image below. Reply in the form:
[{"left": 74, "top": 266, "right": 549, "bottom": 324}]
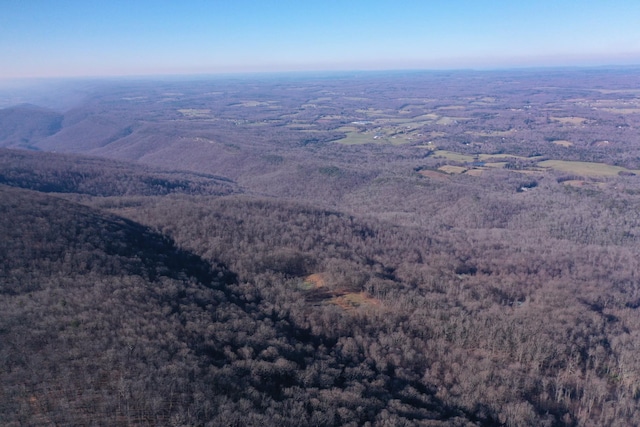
[{"left": 2, "top": 62, "right": 640, "bottom": 83}]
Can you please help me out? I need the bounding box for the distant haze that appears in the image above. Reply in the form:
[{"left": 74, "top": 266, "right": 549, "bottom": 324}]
[{"left": 2, "top": 0, "right": 640, "bottom": 79}]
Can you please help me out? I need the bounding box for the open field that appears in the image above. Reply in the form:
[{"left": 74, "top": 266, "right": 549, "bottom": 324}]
[
  {"left": 551, "top": 116, "right": 588, "bottom": 125},
  {"left": 432, "top": 150, "right": 475, "bottom": 162},
  {"left": 538, "top": 160, "right": 640, "bottom": 177}
]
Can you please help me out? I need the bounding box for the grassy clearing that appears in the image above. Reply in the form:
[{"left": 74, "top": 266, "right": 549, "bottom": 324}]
[
  {"left": 432, "top": 150, "right": 475, "bottom": 162},
  {"left": 335, "top": 127, "right": 413, "bottom": 145},
  {"left": 537, "top": 160, "right": 639, "bottom": 177},
  {"left": 551, "top": 116, "right": 588, "bottom": 125},
  {"left": 335, "top": 132, "right": 375, "bottom": 145}
]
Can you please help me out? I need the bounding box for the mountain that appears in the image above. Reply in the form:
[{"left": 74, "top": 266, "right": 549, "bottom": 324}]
[
  {"left": 0, "top": 184, "right": 235, "bottom": 424},
  {"left": 1, "top": 185, "right": 488, "bottom": 426}
]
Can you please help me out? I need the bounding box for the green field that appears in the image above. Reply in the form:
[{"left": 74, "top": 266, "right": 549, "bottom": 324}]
[{"left": 537, "top": 160, "right": 639, "bottom": 177}]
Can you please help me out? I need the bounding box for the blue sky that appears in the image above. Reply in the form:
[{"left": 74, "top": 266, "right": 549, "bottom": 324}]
[{"left": 2, "top": 0, "right": 640, "bottom": 78}]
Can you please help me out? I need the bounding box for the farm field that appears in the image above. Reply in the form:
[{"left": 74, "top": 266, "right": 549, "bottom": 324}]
[{"left": 537, "top": 159, "right": 640, "bottom": 176}]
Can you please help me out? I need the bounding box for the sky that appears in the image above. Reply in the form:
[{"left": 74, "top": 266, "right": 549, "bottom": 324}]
[{"left": 2, "top": 0, "right": 640, "bottom": 79}]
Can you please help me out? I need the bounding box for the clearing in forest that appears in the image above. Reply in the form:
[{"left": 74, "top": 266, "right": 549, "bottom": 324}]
[
  {"left": 538, "top": 160, "right": 640, "bottom": 177},
  {"left": 300, "top": 274, "right": 380, "bottom": 311},
  {"left": 432, "top": 150, "right": 475, "bottom": 162},
  {"left": 551, "top": 116, "right": 588, "bottom": 125},
  {"left": 302, "top": 273, "right": 326, "bottom": 289},
  {"left": 330, "top": 292, "right": 381, "bottom": 311}
]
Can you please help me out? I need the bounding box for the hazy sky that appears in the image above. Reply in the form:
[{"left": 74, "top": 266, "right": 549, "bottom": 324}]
[{"left": 2, "top": 0, "right": 640, "bottom": 78}]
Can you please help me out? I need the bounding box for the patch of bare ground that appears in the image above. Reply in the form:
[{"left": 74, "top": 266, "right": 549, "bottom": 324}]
[
  {"left": 302, "top": 273, "right": 326, "bottom": 288},
  {"left": 301, "top": 273, "right": 380, "bottom": 311}
]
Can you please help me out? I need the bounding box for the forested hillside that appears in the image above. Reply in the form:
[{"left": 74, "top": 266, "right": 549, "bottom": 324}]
[
  {"left": 0, "top": 148, "right": 238, "bottom": 197},
  {"left": 3, "top": 69, "right": 640, "bottom": 426},
  {"left": 0, "top": 185, "right": 489, "bottom": 426}
]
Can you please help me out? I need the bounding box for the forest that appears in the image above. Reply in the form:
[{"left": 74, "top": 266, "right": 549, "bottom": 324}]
[{"left": 2, "top": 68, "right": 640, "bottom": 426}]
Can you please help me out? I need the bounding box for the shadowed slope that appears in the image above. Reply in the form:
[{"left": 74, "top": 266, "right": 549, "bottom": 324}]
[{"left": 0, "top": 148, "right": 238, "bottom": 197}]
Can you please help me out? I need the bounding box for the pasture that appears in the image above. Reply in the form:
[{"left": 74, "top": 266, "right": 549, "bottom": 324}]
[{"left": 537, "top": 160, "right": 639, "bottom": 177}]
